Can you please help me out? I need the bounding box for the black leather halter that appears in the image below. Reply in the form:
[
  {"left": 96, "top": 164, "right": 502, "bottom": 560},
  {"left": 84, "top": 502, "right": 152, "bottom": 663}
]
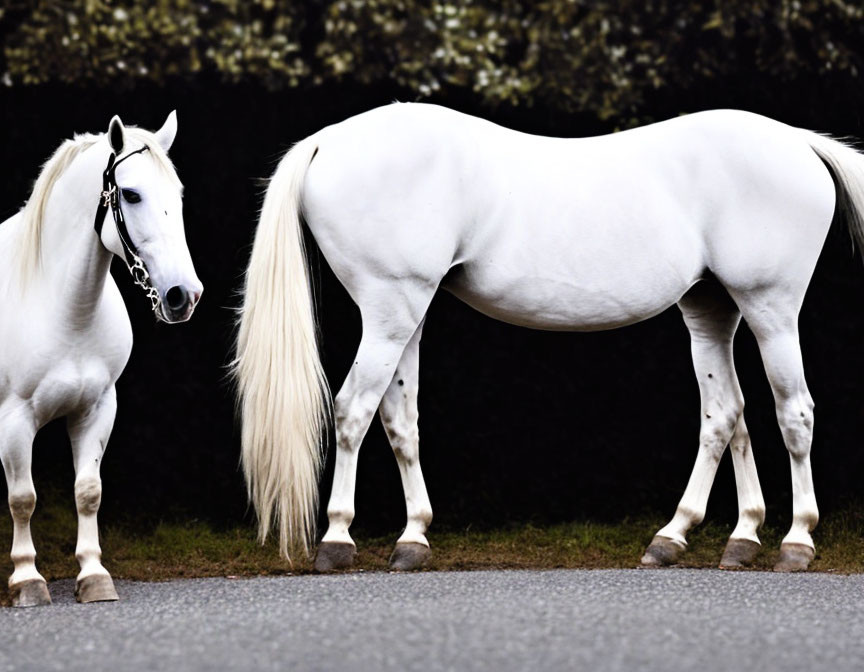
[{"left": 93, "top": 146, "right": 162, "bottom": 313}]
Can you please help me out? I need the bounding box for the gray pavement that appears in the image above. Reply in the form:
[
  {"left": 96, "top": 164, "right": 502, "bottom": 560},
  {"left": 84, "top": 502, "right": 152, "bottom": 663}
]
[{"left": 0, "top": 568, "right": 862, "bottom": 671}]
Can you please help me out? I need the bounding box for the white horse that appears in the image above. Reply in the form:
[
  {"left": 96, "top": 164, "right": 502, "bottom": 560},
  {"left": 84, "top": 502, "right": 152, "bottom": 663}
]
[
  {"left": 235, "top": 103, "right": 864, "bottom": 572},
  {"left": 0, "top": 113, "right": 202, "bottom": 606}
]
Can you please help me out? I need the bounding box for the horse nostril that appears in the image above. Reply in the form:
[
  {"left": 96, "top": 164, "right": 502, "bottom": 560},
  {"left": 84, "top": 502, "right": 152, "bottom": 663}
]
[{"left": 165, "top": 285, "right": 188, "bottom": 311}]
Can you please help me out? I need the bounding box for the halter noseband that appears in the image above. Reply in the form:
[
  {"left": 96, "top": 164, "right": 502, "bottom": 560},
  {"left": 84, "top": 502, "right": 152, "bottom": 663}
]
[{"left": 93, "top": 146, "right": 162, "bottom": 314}]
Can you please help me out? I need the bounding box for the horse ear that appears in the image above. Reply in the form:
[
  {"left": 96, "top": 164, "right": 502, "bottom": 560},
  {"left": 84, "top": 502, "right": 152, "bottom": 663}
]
[
  {"left": 108, "top": 115, "right": 125, "bottom": 154},
  {"left": 154, "top": 110, "right": 178, "bottom": 152}
]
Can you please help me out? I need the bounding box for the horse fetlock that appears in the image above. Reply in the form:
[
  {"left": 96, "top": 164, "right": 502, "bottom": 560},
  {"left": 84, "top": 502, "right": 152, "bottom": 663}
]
[
  {"left": 793, "top": 509, "right": 819, "bottom": 534},
  {"left": 325, "top": 507, "right": 355, "bottom": 529},
  {"left": 75, "top": 546, "right": 104, "bottom": 571},
  {"left": 9, "top": 550, "right": 37, "bottom": 568},
  {"left": 74, "top": 477, "right": 102, "bottom": 515},
  {"left": 739, "top": 504, "right": 766, "bottom": 528},
  {"left": 673, "top": 505, "right": 705, "bottom": 529},
  {"left": 413, "top": 507, "right": 433, "bottom": 529},
  {"left": 399, "top": 515, "right": 432, "bottom": 544}
]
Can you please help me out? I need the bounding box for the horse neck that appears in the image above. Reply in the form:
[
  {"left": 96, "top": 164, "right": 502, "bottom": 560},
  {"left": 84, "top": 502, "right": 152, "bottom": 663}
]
[{"left": 37, "top": 147, "right": 115, "bottom": 326}]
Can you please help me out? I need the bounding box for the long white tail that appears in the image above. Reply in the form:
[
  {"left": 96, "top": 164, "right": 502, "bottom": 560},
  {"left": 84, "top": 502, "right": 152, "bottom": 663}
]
[
  {"left": 234, "top": 135, "right": 330, "bottom": 560},
  {"left": 806, "top": 132, "right": 864, "bottom": 252}
]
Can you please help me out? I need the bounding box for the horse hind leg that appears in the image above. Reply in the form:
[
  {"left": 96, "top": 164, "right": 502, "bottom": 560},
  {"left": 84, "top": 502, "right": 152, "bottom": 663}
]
[
  {"left": 379, "top": 319, "right": 433, "bottom": 571},
  {"left": 719, "top": 415, "right": 765, "bottom": 568},
  {"left": 1, "top": 410, "right": 50, "bottom": 607},
  {"left": 67, "top": 388, "right": 119, "bottom": 602},
  {"left": 643, "top": 280, "right": 763, "bottom": 566},
  {"left": 314, "top": 281, "right": 438, "bottom": 572},
  {"left": 731, "top": 289, "right": 817, "bottom": 572}
]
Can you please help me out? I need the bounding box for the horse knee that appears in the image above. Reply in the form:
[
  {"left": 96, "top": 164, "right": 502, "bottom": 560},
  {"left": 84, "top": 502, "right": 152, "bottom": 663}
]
[
  {"left": 8, "top": 490, "right": 36, "bottom": 521},
  {"left": 75, "top": 477, "right": 102, "bottom": 515}
]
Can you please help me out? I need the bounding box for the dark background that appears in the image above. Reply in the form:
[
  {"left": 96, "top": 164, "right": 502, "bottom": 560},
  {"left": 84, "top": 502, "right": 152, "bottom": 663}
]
[{"left": 2, "top": 3, "right": 864, "bottom": 538}]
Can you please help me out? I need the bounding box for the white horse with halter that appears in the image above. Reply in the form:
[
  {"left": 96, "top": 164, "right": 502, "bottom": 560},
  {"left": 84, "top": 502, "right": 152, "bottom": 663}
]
[
  {"left": 235, "top": 103, "right": 864, "bottom": 572},
  {"left": 0, "top": 112, "right": 202, "bottom": 606}
]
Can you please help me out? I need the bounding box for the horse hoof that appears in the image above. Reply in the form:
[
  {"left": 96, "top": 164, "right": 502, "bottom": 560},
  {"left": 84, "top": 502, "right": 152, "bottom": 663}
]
[
  {"left": 773, "top": 543, "right": 814, "bottom": 572},
  {"left": 719, "top": 538, "right": 761, "bottom": 569},
  {"left": 640, "top": 535, "right": 684, "bottom": 567},
  {"left": 389, "top": 542, "right": 431, "bottom": 571},
  {"left": 75, "top": 574, "right": 119, "bottom": 603},
  {"left": 10, "top": 579, "right": 52, "bottom": 608},
  {"left": 314, "top": 542, "right": 357, "bottom": 572}
]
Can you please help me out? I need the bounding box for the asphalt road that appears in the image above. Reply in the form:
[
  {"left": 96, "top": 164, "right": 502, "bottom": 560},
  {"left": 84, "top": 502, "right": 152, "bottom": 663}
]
[{"left": 0, "top": 568, "right": 862, "bottom": 672}]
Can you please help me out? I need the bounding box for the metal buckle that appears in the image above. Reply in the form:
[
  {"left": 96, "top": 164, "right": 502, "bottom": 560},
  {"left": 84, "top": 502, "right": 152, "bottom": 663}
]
[{"left": 101, "top": 185, "right": 116, "bottom": 208}]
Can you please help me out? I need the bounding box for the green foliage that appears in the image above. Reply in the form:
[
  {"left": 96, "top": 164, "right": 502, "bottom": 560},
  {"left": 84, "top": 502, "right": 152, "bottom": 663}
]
[
  {"left": 3, "top": 1, "right": 864, "bottom": 120},
  {"left": 2, "top": 0, "right": 307, "bottom": 87}
]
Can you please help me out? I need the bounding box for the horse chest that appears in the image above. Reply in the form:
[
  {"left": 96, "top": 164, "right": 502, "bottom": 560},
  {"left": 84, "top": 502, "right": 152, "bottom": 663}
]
[
  {"left": 29, "top": 358, "right": 112, "bottom": 422},
  {"left": 0, "top": 325, "right": 121, "bottom": 423}
]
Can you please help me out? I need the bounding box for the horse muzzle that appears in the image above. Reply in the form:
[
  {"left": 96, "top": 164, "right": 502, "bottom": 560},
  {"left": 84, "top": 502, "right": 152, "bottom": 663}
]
[{"left": 160, "top": 284, "right": 202, "bottom": 323}]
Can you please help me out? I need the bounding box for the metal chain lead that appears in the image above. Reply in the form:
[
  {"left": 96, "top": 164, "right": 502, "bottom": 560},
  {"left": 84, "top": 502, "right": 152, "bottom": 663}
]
[{"left": 128, "top": 254, "right": 163, "bottom": 313}]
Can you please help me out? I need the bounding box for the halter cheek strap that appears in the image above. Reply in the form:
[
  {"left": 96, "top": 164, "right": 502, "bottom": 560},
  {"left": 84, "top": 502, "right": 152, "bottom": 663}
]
[{"left": 93, "top": 146, "right": 163, "bottom": 314}]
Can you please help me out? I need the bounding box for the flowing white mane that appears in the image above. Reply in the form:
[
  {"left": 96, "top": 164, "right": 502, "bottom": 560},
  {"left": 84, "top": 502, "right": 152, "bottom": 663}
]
[{"left": 17, "top": 127, "right": 180, "bottom": 279}]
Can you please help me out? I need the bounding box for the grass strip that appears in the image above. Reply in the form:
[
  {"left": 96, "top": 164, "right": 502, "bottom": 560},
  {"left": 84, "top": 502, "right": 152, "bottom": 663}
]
[{"left": 1, "top": 505, "right": 862, "bottom": 606}]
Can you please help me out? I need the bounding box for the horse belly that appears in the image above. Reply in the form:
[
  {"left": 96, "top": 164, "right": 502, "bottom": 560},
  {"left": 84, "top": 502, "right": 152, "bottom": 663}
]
[{"left": 446, "top": 241, "right": 700, "bottom": 332}]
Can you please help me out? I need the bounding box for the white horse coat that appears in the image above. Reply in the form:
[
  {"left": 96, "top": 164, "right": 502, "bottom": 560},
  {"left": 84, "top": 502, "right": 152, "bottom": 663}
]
[
  {"left": 0, "top": 113, "right": 202, "bottom": 606},
  {"left": 236, "top": 104, "right": 864, "bottom": 571}
]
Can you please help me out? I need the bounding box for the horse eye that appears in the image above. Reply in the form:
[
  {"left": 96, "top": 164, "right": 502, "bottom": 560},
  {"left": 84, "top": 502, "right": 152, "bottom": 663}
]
[{"left": 121, "top": 189, "right": 141, "bottom": 204}]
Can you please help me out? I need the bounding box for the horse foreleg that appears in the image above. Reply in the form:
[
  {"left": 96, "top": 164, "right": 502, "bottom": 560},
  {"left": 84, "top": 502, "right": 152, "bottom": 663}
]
[
  {"left": 379, "top": 318, "right": 433, "bottom": 571},
  {"left": 0, "top": 409, "right": 48, "bottom": 607},
  {"left": 67, "top": 387, "right": 118, "bottom": 602},
  {"left": 315, "top": 286, "right": 435, "bottom": 572}
]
